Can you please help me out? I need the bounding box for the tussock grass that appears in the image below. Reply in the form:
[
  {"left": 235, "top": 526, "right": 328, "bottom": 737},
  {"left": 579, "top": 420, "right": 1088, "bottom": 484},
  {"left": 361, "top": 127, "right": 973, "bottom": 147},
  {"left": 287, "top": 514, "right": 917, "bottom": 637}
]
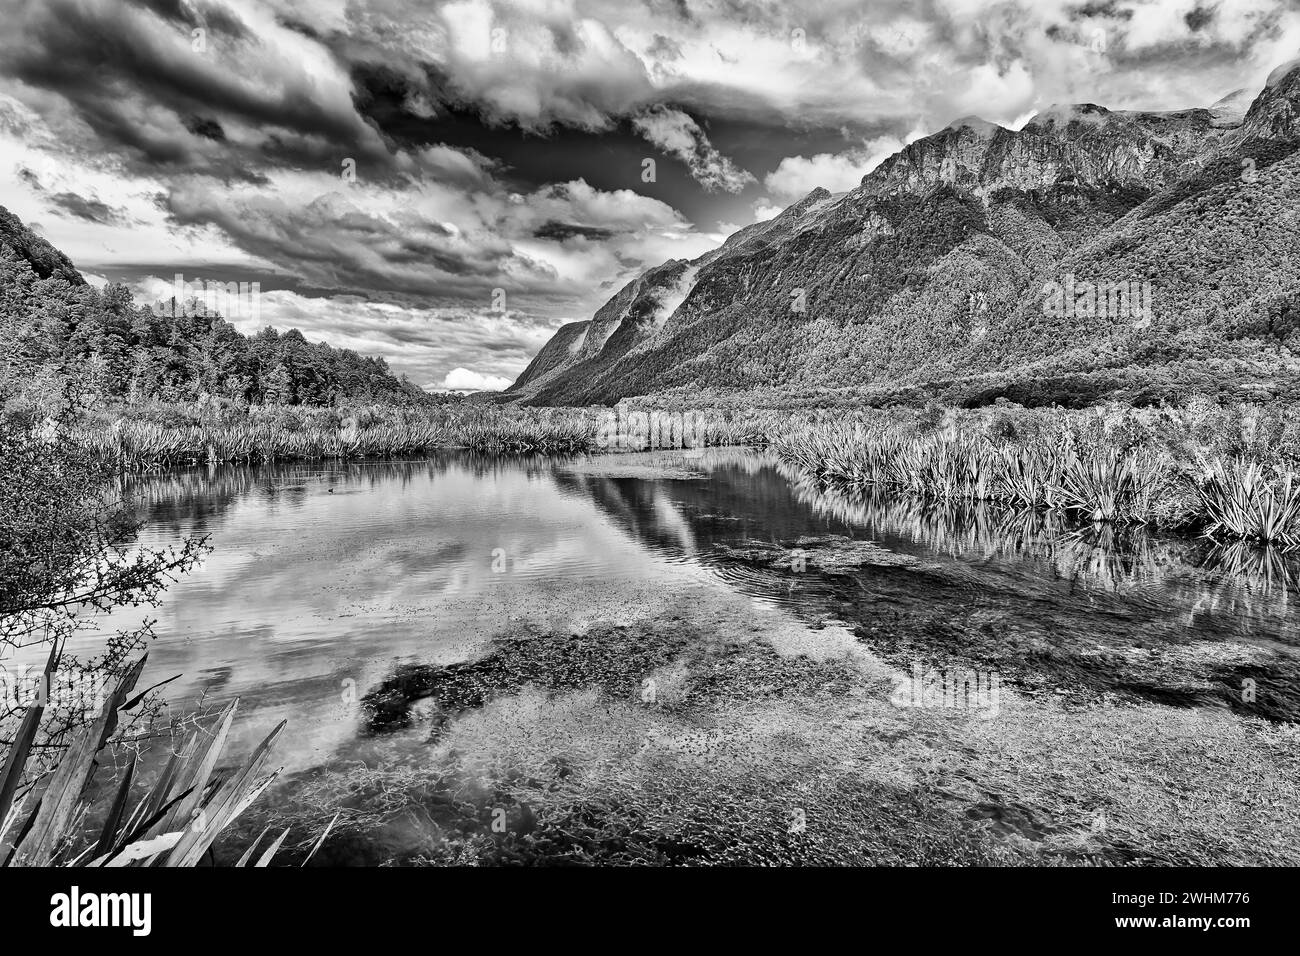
[
  {"left": 70, "top": 402, "right": 775, "bottom": 469},
  {"left": 73, "top": 406, "right": 605, "bottom": 468},
  {"left": 772, "top": 423, "right": 1168, "bottom": 519},
  {"left": 771, "top": 418, "right": 1300, "bottom": 544},
  {"left": 1196, "top": 458, "right": 1300, "bottom": 545}
]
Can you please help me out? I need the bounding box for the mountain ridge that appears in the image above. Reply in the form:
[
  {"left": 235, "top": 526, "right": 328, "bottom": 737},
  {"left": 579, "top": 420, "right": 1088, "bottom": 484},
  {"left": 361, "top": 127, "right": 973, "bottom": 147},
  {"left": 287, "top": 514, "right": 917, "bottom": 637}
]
[{"left": 510, "top": 58, "right": 1300, "bottom": 407}]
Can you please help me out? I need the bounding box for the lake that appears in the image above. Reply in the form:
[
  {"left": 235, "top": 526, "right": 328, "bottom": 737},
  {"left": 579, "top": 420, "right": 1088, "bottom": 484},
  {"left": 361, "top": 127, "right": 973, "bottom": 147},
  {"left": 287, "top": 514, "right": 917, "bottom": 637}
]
[{"left": 22, "top": 447, "right": 1300, "bottom": 864}]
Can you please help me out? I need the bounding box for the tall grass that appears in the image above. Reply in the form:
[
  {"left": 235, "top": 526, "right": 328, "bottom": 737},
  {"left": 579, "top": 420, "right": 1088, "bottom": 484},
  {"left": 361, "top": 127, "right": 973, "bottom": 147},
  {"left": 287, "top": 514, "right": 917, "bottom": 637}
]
[
  {"left": 1196, "top": 459, "right": 1300, "bottom": 545},
  {"left": 771, "top": 424, "right": 1145, "bottom": 513},
  {"left": 771, "top": 419, "right": 1300, "bottom": 544},
  {"left": 70, "top": 401, "right": 783, "bottom": 469},
  {"left": 72, "top": 406, "right": 605, "bottom": 469}
]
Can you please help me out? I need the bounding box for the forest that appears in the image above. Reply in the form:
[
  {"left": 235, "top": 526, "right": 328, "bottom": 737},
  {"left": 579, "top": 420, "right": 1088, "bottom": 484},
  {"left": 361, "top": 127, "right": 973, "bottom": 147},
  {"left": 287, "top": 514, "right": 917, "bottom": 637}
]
[{"left": 0, "top": 240, "right": 435, "bottom": 409}]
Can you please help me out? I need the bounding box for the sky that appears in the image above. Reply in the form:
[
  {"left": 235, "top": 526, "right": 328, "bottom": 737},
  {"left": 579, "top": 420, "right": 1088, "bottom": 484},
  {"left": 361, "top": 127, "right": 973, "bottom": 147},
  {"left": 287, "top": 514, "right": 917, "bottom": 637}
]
[{"left": 0, "top": 0, "right": 1298, "bottom": 391}]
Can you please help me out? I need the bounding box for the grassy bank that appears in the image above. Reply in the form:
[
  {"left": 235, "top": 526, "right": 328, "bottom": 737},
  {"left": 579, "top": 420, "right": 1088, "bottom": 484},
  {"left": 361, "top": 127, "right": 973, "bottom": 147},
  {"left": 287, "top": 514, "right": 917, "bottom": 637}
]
[
  {"left": 38, "top": 392, "right": 1300, "bottom": 545},
  {"left": 769, "top": 400, "right": 1300, "bottom": 545},
  {"left": 65, "top": 402, "right": 777, "bottom": 468},
  {"left": 77, "top": 404, "right": 598, "bottom": 465}
]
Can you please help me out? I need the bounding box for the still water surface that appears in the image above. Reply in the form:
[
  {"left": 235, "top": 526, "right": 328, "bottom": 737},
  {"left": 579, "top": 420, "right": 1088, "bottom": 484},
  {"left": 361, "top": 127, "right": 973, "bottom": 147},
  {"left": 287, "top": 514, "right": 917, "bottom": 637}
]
[{"left": 36, "top": 447, "right": 1300, "bottom": 784}]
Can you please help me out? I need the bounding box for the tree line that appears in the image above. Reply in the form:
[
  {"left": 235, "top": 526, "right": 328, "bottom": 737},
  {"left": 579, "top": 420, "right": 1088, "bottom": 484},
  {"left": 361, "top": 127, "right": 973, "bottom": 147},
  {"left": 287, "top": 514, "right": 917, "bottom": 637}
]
[{"left": 0, "top": 242, "right": 434, "bottom": 407}]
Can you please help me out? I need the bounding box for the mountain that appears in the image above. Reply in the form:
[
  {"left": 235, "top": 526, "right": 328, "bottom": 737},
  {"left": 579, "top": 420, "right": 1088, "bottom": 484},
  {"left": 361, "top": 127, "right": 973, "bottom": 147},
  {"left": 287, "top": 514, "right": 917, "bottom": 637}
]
[
  {"left": 0, "top": 207, "right": 434, "bottom": 407},
  {"left": 510, "top": 59, "right": 1300, "bottom": 408}
]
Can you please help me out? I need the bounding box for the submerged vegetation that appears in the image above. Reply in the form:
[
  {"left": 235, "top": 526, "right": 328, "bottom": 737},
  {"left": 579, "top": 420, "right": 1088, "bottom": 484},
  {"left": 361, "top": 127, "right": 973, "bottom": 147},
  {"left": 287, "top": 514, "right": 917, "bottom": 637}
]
[{"left": 236, "top": 611, "right": 1300, "bottom": 866}]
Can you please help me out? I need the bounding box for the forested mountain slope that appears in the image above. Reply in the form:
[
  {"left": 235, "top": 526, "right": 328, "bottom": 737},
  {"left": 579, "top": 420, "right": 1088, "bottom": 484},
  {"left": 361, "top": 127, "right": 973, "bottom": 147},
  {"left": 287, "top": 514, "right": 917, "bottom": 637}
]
[{"left": 511, "top": 59, "right": 1300, "bottom": 407}]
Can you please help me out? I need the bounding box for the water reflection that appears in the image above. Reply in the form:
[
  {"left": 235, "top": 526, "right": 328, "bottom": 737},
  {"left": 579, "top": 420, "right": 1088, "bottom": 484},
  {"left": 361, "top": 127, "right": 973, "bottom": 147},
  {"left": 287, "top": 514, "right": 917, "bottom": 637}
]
[
  {"left": 14, "top": 446, "right": 1289, "bottom": 868},
  {"left": 11, "top": 445, "right": 1295, "bottom": 776},
  {"left": 107, "top": 447, "right": 1300, "bottom": 663},
  {"left": 777, "top": 463, "right": 1300, "bottom": 643}
]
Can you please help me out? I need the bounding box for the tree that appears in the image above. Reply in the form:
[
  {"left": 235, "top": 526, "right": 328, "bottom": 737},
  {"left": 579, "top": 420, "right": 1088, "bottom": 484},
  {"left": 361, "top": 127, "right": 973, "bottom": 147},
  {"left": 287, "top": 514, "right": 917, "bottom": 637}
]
[
  {"left": 0, "top": 243, "right": 432, "bottom": 408},
  {"left": 0, "top": 392, "right": 206, "bottom": 768}
]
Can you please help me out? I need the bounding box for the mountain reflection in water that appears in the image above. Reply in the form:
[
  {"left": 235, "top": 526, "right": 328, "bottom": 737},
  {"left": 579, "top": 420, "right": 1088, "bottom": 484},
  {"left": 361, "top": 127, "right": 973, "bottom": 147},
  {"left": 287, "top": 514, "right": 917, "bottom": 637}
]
[{"left": 16, "top": 446, "right": 1296, "bottom": 777}]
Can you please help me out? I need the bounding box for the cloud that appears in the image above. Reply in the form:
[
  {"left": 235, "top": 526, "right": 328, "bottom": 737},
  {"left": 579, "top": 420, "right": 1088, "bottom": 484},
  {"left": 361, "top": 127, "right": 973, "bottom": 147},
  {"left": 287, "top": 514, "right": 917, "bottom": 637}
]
[
  {"left": 10, "top": 158, "right": 136, "bottom": 226},
  {"left": 0, "top": 92, "right": 261, "bottom": 270},
  {"left": 7, "top": 1, "right": 1300, "bottom": 176},
  {"left": 156, "top": 167, "right": 714, "bottom": 314},
  {"left": 4, "top": 0, "right": 1300, "bottom": 389},
  {"left": 441, "top": 367, "right": 514, "bottom": 391},
  {"left": 0, "top": 0, "right": 391, "bottom": 178},
  {"left": 1, "top": 87, "right": 718, "bottom": 316},
  {"left": 45, "top": 191, "right": 133, "bottom": 226},
  {"left": 126, "top": 277, "right": 557, "bottom": 389},
  {"left": 763, "top": 135, "right": 906, "bottom": 200},
  {"left": 631, "top": 106, "right": 755, "bottom": 193}
]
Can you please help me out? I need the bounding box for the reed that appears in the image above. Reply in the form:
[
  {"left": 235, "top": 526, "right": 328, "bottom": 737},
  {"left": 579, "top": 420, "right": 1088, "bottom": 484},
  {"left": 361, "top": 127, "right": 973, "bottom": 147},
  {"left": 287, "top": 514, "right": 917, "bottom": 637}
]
[
  {"left": 75, "top": 401, "right": 787, "bottom": 469},
  {"left": 72, "top": 405, "right": 607, "bottom": 469}
]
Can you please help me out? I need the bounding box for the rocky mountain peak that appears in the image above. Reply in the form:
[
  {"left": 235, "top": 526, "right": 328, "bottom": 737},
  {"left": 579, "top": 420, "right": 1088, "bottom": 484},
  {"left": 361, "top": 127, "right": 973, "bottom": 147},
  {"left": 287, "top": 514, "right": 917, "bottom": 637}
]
[
  {"left": 1241, "top": 58, "right": 1300, "bottom": 139},
  {"left": 1022, "top": 102, "right": 1113, "bottom": 130},
  {"left": 943, "top": 115, "right": 1006, "bottom": 137},
  {"left": 861, "top": 98, "right": 1220, "bottom": 200},
  {"left": 511, "top": 57, "right": 1300, "bottom": 407}
]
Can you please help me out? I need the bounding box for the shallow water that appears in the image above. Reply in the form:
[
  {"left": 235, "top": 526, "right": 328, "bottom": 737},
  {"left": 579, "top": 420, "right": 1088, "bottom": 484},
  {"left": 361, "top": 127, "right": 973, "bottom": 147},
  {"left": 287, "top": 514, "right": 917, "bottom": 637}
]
[
  {"left": 39, "top": 448, "right": 1300, "bottom": 726},
  {"left": 8, "top": 446, "right": 1300, "bottom": 862}
]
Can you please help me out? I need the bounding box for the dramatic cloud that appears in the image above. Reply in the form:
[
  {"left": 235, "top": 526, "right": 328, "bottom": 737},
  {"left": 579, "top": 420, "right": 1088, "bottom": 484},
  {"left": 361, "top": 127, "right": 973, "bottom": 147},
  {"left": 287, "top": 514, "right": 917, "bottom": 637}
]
[
  {"left": 1, "top": 0, "right": 1297, "bottom": 386},
  {"left": 156, "top": 168, "right": 714, "bottom": 312},
  {"left": 7, "top": 2, "right": 1299, "bottom": 169},
  {"left": 0, "top": 0, "right": 390, "bottom": 176},
  {"left": 631, "top": 107, "right": 755, "bottom": 193}
]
